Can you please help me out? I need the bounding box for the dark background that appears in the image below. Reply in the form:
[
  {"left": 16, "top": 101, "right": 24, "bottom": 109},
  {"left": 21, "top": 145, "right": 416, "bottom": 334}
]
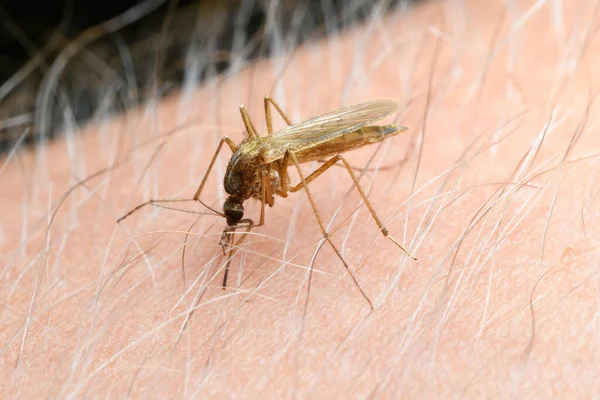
[{"left": 0, "top": 0, "right": 419, "bottom": 152}]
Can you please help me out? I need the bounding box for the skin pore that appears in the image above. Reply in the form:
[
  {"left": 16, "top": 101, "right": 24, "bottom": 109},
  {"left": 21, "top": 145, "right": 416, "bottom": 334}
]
[{"left": 3, "top": 0, "right": 600, "bottom": 397}]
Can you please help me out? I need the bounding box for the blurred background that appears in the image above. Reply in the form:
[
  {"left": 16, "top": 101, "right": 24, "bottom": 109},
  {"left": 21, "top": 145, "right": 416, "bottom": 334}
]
[{"left": 0, "top": 0, "right": 420, "bottom": 153}]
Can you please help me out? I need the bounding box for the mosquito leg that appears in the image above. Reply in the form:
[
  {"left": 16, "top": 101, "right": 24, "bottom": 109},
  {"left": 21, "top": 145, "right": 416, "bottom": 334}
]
[
  {"left": 286, "top": 150, "right": 374, "bottom": 310},
  {"left": 193, "top": 136, "right": 237, "bottom": 201},
  {"left": 119, "top": 137, "right": 239, "bottom": 289},
  {"left": 240, "top": 105, "right": 260, "bottom": 138},
  {"left": 189, "top": 135, "right": 235, "bottom": 273},
  {"left": 264, "top": 96, "right": 273, "bottom": 135},
  {"left": 178, "top": 135, "right": 234, "bottom": 286},
  {"left": 316, "top": 159, "right": 396, "bottom": 173},
  {"left": 255, "top": 170, "right": 269, "bottom": 239},
  {"left": 119, "top": 135, "right": 236, "bottom": 221},
  {"left": 264, "top": 95, "right": 292, "bottom": 135},
  {"left": 288, "top": 156, "right": 340, "bottom": 191},
  {"left": 118, "top": 136, "right": 236, "bottom": 221},
  {"left": 279, "top": 153, "right": 291, "bottom": 198},
  {"left": 290, "top": 154, "right": 416, "bottom": 260}
]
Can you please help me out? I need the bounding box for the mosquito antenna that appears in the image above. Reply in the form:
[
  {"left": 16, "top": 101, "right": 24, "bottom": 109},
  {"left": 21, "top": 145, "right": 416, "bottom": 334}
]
[
  {"left": 152, "top": 204, "right": 219, "bottom": 216},
  {"left": 117, "top": 198, "right": 226, "bottom": 223}
]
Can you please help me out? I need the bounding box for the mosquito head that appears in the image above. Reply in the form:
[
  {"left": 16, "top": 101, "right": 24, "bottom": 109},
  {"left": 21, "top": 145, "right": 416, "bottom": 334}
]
[{"left": 223, "top": 197, "right": 244, "bottom": 226}]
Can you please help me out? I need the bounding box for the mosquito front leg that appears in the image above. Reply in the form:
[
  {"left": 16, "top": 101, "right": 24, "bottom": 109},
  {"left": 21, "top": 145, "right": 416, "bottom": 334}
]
[
  {"left": 264, "top": 95, "right": 293, "bottom": 135},
  {"left": 289, "top": 154, "right": 416, "bottom": 260},
  {"left": 286, "top": 150, "right": 374, "bottom": 310},
  {"left": 193, "top": 136, "right": 237, "bottom": 201},
  {"left": 117, "top": 136, "right": 236, "bottom": 222}
]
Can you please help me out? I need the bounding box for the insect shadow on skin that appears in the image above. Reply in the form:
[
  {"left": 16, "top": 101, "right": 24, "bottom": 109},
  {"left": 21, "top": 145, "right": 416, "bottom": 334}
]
[{"left": 117, "top": 96, "right": 416, "bottom": 310}]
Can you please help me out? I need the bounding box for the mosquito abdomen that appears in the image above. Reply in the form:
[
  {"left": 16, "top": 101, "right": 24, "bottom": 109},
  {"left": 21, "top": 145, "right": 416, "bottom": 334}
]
[{"left": 294, "top": 124, "right": 408, "bottom": 163}]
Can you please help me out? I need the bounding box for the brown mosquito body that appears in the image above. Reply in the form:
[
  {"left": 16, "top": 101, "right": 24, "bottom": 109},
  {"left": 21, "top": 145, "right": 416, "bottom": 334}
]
[{"left": 118, "top": 96, "right": 415, "bottom": 309}]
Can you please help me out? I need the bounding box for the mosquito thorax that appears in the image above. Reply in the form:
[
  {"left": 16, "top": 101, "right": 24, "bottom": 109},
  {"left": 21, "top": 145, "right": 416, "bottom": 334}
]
[{"left": 223, "top": 197, "right": 244, "bottom": 226}]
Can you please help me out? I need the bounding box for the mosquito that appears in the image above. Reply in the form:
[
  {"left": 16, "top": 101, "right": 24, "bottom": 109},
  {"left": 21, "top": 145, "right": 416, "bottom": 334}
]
[{"left": 118, "top": 96, "right": 416, "bottom": 309}]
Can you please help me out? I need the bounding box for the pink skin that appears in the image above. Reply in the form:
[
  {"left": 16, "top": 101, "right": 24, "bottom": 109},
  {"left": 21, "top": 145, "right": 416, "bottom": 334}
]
[{"left": 2, "top": 0, "right": 600, "bottom": 397}]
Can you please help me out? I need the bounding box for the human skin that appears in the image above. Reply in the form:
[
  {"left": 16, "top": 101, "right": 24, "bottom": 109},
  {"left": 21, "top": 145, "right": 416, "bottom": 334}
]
[{"left": 3, "top": 0, "right": 600, "bottom": 398}]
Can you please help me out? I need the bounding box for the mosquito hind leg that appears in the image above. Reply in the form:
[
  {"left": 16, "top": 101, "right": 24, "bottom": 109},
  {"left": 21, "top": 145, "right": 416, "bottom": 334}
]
[
  {"left": 289, "top": 154, "right": 416, "bottom": 260},
  {"left": 286, "top": 150, "right": 374, "bottom": 310}
]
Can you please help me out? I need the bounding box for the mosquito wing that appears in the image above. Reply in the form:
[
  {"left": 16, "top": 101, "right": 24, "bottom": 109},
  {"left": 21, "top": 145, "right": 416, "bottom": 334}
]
[{"left": 261, "top": 98, "right": 398, "bottom": 163}]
